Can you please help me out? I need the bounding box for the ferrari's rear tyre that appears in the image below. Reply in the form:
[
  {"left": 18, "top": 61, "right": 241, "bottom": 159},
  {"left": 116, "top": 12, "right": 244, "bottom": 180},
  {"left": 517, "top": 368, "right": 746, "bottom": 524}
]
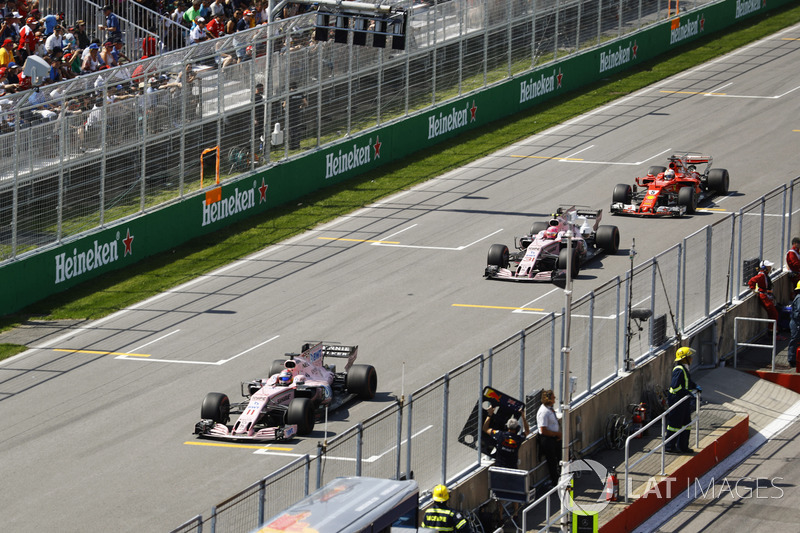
[
  {"left": 595, "top": 226, "right": 620, "bottom": 254},
  {"left": 201, "top": 392, "right": 230, "bottom": 424},
  {"left": 347, "top": 364, "right": 378, "bottom": 400},
  {"left": 287, "top": 397, "right": 315, "bottom": 435},
  {"left": 707, "top": 168, "right": 729, "bottom": 194},
  {"left": 612, "top": 184, "right": 632, "bottom": 204},
  {"left": 270, "top": 359, "right": 287, "bottom": 377},
  {"left": 647, "top": 165, "right": 666, "bottom": 176},
  {"left": 487, "top": 244, "right": 509, "bottom": 268},
  {"left": 530, "top": 221, "right": 549, "bottom": 237},
  {"left": 557, "top": 247, "right": 580, "bottom": 278},
  {"left": 678, "top": 186, "right": 697, "bottom": 214}
]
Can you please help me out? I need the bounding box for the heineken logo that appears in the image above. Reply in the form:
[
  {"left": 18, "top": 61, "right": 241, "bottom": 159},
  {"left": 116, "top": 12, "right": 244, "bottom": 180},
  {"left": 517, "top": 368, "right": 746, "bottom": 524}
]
[
  {"left": 54, "top": 228, "right": 133, "bottom": 284},
  {"left": 325, "top": 137, "right": 381, "bottom": 179},
  {"left": 735, "top": 0, "right": 764, "bottom": 18},
  {"left": 427, "top": 101, "right": 476, "bottom": 140},
  {"left": 201, "top": 183, "right": 259, "bottom": 227},
  {"left": 519, "top": 69, "right": 562, "bottom": 104},
  {"left": 670, "top": 15, "right": 703, "bottom": 45},
  {"left": 599, "top": 41, "right": 637, "bottom": 73}
]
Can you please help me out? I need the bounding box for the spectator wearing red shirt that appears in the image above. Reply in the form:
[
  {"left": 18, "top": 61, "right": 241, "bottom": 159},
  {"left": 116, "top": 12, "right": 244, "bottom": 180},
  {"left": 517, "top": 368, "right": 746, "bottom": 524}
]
[
  {"left": 17, "top": 15, "right": 37, "bottom": 61},
  {"left": 787, "top": 237, "right": 800, "bottom": 297},
  {"left": 206, "top": 12, "right": 225, "bottom": 38}
]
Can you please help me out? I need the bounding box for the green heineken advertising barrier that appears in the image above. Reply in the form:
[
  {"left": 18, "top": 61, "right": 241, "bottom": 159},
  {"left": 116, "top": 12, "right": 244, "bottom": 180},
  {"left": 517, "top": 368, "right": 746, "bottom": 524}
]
[{"left": 0, "top": 0, "right": 788, "bottom": 316}]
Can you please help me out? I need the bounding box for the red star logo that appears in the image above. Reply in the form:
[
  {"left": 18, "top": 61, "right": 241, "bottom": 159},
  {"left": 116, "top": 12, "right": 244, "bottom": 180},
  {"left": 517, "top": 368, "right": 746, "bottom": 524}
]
[
  {"left": 632, "top": 41, "right": 638, "bottom": 59},
  {"left": 700, "top": 16, "right": 705, "bottom": 31},
  {"left": 556, "top": 69, "right": 563, "bottom": 88},
  {"left": 373, "top": 136, "right": 381, "bottom": 158},
  {"left": 122, "top": 228, "right": 134, "bottom": 256},
  {"left": 470, "top": 101, "right": 477, "bottom": 121},
  {"left": 259, "top": 178, "right": 268, "bottom": 203}
]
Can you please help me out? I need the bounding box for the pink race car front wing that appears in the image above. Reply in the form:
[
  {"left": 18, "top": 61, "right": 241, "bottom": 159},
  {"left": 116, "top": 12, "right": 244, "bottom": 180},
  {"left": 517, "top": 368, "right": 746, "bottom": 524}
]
[
  {"left": 484, "top": 265, "right": 566, "bottom": 282},
  {"left": 194, "top": 420, "right": 298, "bottom": 442}
]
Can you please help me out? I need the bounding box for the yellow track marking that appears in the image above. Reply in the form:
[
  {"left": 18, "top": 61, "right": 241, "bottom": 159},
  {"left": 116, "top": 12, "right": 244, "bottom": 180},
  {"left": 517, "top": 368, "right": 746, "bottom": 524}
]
[
  {"left": 452, "top": 304, "right": 544, "bottom": 312},
  {"left": 697, "top": 207, "right": 727, "bottom": 211},
  {"left": 184, "top": 441, "right": 294, "bottom": 451},
  {"left": 54, "top": 348, "right": 151, "bottom": 357},
  {"left": 510, "top": 155, "right": 584, "bottom": 161},
  {"left": 318, "top": 237, "right": 400, "bottom": 244},
  {"left": 659, "top": 90, "right": 728, "bottom": 95}
]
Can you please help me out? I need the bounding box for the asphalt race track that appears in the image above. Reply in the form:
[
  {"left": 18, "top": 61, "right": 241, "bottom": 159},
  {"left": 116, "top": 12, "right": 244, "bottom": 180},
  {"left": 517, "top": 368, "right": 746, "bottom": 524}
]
[{"left": 3, "top": 24, "right": 800, "bottom": 532}]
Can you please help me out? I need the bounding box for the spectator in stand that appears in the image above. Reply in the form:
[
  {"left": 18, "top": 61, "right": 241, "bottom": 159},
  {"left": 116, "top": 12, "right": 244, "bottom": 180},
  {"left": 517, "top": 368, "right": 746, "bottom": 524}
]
[
  {"left": 111, "top": 38, "right": 128, "bottom": 65},
  {"left": 5, "top": 60, "right": 19, "bottom": 84},
  {"left": 209, "top": 0, "right": 226, "bottom": 18},
  {"left": 100, "top": 41, "right": 117, "bottom": 68},
  {"left": 0, "top": 37, "right": 13, "bottom": 66},
  {"left": 189, "top": 16, "right": 208, "bottom": 43},
  {"left": 17, "top": 15, "right": 37, "bottom": 62},
  {"left": 0, "top": 15, "right": 18, "bottom": 43},
  {"left": 206, "top": 12, "right": 225, "bottom": 38},
  {"left": 62, "top": 24, "right": 76, "bottom": 50},
  {"left": 81, "top": 42, "right": 101, "bottom": 74},
  {"left": 226, "top": 8, "right": 240, "bottom": 35},
  {"left": 47, "top": 55, "right": 63, "bottom": 83},
  {"left": 42, "top": 10, "right": 63, "bottom": 36},
  {"left": 199, "top": 0, "right": 212, "bottom": 19},
  {"left": 44, "top": 24, "right": 64, "bottom": 55},
  {"left": 171, "top": 2, "right": 189, "bottom": 28},
  {"left": 98, "top": 5, "right": 122, "bottom": 42},
  {"left": 239, "top": 9, "right": 254, "bottom": 31},
  {"left": 0, "top": 1, "right": 7, "bottom": 19},
  {"left": 284, "top": 81, "right": 307, "bottom": 150},
  {"left": 28, "top": 85, "right": 58, "bottom": 120},
  {"left": 73, "top": 20, "right": 90, "bottom": 50},
  {"left": 56, "top": 52, "right": 74, "bottom": 79},
  {"left": 63, "top": 49, "right": 81, "bottom": 76},
  {"left": 184, "top": 1, "right": 202, "bottom": 26},
  {"left": 255, "top": 0, "right": 268, "bottom": 24}
]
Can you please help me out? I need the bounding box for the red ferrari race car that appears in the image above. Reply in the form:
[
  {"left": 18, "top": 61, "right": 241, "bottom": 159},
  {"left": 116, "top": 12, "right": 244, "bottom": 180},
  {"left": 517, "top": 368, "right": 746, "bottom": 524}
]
[
  {"left": 610, "top": 152, "right": 730, "bottom": 217},
  {"left": 194, "top": 342, "right": 377, "bottom": 442},
  {"left": 484, "top": 206, "right": 620, "bottom": 282}
]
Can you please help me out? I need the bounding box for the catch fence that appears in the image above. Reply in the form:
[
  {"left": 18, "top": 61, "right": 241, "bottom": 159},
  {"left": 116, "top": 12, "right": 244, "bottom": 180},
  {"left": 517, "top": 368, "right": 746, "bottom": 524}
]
[{"left": 172, "top": 178, "right": 800, "bottom": 532}]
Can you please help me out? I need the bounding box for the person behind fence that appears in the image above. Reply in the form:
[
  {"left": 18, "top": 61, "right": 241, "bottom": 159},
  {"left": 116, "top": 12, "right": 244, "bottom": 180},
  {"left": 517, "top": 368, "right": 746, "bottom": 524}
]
[
  {"left": 666, "top": 347, "right": 700, "bottom": 453},
  {"left": 420, "top": 484, "right": 472, "bottom": 532},
  {"left": 482, "top": 405, "right": 530, "bottom": 469},
  {"left": 788, "top": 281, "right": 800, "bottom": 369},
  {"left": 748, "top": 259, "right": 785, "bottom": 339},
  {"left": 786, "top": 237, "right": 800, "bottom": 299},
  {"left": 536, "top": 389, "right": 561, "bottom": 488}
]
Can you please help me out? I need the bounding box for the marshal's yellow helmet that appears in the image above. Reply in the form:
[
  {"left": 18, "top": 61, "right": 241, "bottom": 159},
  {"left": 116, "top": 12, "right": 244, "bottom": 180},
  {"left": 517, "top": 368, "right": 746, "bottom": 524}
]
[
  {"left": 795, "top": 280, "right": 800, "bottom": 291},
  {"left": 432, "top": 484, "right": 449, "bottom": 502},
  {"left": 675, "top": 347, "right": 695, "bottom": 361}
]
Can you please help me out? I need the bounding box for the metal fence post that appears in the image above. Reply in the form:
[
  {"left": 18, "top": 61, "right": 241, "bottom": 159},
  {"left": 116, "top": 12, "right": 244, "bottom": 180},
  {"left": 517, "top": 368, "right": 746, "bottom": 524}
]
[
  {"left": 677, "top": 240, "right": 684, "bottom": 335},
  {"left": 356, "top": 422, "right": 363, "bottom": 477},
  {"left": 442, "top": 373, "right": 449, "bottom": 483},
  {"left": 615, "top": 278, "right": 621, "bottom": 377},
  {"left": 519, "top": 330, "right": 525, "bottom": 402},
  {"left": 316, "top": 441, "right": 323, "bottom": 490},
  {"left": 406, "top": 392, "right": 413, "bottom": 481},
  {"left": 258, "top": 478, "right": 266, "bottom": 527},
  {"left": 649, "top": 259, "right": 657, "bottom": 354},
  {"left": 759, "top": 197, "right": 766, "bottom": 260},
  {"left": 478, "top": 355, "right": 485, "bottom": 467},
  {"left": 737, "top": 209, "right": 744, "bottom": 300},
  {"left": 304, "top": 454, "right": 310, "bottom": 497},
  {"left": 587, "top": 292, "right": 594, "bottom": 393},
  {"left": 487, "top": 346, "right": 493, "bottom": 387},
  {"left": 550, "top": 317, "right": 556, "bottom": 391},
  {"left": 396, "top": 398, "right": 403, "bottom": 480},
  {"left": 705, "top": 226, "right": 712, "bottom": 318}
]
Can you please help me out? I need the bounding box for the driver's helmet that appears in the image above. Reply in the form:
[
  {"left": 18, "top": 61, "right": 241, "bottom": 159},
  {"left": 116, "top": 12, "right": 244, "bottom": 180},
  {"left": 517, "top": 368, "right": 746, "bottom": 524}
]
[
  {"left": 544, "top": 227, "right": 558, "bottom": 240},
  {"left": 664, "top": 169, "right": 675, "bottom": 180},
  {"left": 278, "top": 370, "right": 292, "bottom": 386}
]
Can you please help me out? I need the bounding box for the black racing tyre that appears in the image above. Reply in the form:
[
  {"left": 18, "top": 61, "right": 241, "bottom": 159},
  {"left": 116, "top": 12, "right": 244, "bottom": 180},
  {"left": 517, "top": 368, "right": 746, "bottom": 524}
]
[
  {"left": 201, "top": 392, "right": 230, "bottom": 424},
  {"left": 557, "top": 247, "right": 580, "bottom": 278},
  {"left": 612, "top": 184, "right": 632, "bottom": 204},
  {"left": 677, "top": 186, "right": 697, "bottom": 214},
  {"left": 270, "top": 359, "right": 287, "bottom": 377},
  {"left": 595, "top": 225, "right": 620, "bottom": 254},
  {"left": 346, "top": 364, "right": 378, "bottom": 400},
  {"left": 530, "top": 221, "right": 549, "bottom": 237},
  {"left": 487, "top": 244, "right": 509, "bottom": 268},
  {"left": 286, "top": 397, "right": 315, "bottom": 435},
  {"left": 647, "top": 165, "right": 666, "bottom": 176},
  {"left": 707, "top": 168, "right": 729, "bottom": 194}
]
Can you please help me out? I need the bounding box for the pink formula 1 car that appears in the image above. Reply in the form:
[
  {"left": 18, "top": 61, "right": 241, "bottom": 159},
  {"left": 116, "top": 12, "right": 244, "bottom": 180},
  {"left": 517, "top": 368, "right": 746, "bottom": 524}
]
[
  {"left": 484, "top": 206, "right": 620, "bottom": 282},
  {"left": 194, "top": 342, "right": 377, "bottom": 442}
]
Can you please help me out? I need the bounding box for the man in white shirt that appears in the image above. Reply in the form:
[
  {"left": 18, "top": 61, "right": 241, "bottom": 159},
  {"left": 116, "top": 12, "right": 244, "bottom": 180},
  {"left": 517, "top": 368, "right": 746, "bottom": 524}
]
[
  {"left": 536, "top": 389, "right": 561, "bottom": 488},
  {"left": 188, "top": 16, "right": 207, "bottom": 44}
]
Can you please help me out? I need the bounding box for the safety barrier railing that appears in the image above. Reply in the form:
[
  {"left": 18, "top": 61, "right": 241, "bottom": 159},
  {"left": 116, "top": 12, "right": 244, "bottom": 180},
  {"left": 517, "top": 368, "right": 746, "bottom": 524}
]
[
  {"left": 520, "top": 473, "right": 575, "bottom": 533},
  {"left": 622, "top": 393, "right": 701, "bottom": 502},
  {"left": 733, "top": 316, "right": 779, "bottom": 371}
]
